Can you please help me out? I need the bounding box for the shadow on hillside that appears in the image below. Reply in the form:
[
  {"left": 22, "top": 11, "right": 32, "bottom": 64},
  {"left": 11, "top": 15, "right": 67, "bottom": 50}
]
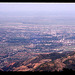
[{"left": 0, "top": 68, "right": 75, "bottom": 73}]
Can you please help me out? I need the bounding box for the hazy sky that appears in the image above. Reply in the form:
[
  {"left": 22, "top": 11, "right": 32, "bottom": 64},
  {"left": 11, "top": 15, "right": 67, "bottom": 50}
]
[{"left": 0, "top": 3, "right": 75, "bottom": 16}]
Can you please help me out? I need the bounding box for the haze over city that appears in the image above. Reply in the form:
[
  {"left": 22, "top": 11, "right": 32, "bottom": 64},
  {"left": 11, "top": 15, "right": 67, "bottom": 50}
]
[
  {"left": 0, "top": 3, "right": 75, "bottom": 72},
  {"left": 0, "top": 3, "right": 75, "bottom": 16}
]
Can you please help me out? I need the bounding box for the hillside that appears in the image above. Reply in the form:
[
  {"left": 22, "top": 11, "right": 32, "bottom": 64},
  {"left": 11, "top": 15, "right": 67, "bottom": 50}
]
[{"left": 1, "top": 51, "right": 75, "bottom": 72}]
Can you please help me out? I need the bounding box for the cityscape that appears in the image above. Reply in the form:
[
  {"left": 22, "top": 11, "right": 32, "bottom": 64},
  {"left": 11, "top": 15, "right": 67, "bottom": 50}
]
[{"left": 0, "top": 3, "right": 75, "bottom": 72}]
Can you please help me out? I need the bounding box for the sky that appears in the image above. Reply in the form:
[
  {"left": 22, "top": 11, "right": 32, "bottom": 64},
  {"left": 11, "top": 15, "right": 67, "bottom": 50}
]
[{"left": 0, "top": 3, "right": 75, "bottom": 16}]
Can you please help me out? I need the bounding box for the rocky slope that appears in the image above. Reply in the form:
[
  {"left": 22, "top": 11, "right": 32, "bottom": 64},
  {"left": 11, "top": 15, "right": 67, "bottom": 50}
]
[{"left": 1, "top": 51, "right": 75, "bottom": 72}]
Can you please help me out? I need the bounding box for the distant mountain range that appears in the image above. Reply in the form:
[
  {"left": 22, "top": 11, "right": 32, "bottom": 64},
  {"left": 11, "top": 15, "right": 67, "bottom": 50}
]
[{"left": 1, "top": 51, "right": 75, "bottom": 72}]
